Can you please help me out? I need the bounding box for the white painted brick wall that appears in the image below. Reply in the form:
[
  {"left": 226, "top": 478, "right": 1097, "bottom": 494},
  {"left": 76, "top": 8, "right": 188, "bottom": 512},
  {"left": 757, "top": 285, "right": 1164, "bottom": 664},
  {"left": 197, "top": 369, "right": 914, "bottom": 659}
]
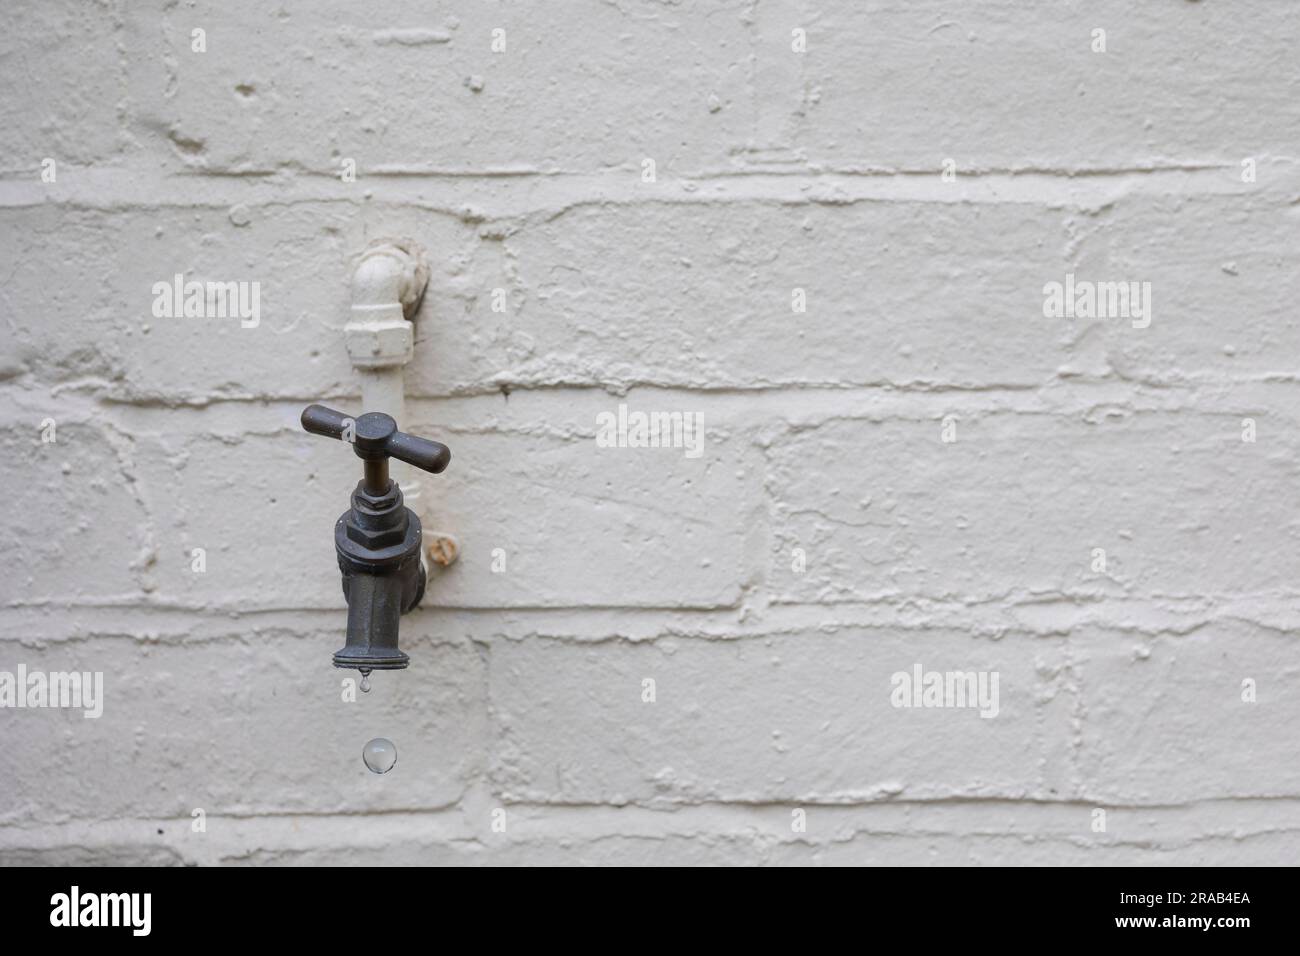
[{"left": 2, "top": 0, "right": 1298, "bottom": 865}]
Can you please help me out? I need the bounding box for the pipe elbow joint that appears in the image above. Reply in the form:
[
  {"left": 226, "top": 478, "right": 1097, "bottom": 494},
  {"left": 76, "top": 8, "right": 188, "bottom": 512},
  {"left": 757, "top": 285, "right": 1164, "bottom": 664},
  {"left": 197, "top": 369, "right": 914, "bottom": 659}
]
[{"left": 344, "top": 240, "right": 429, "bottom": 369}]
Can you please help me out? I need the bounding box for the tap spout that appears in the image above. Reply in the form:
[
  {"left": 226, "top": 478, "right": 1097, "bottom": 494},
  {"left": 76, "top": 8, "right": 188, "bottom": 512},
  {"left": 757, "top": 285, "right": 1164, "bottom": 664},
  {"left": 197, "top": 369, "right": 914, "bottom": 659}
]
[{"left": 335, "top": 567, "right": 418, "bottom": 670}]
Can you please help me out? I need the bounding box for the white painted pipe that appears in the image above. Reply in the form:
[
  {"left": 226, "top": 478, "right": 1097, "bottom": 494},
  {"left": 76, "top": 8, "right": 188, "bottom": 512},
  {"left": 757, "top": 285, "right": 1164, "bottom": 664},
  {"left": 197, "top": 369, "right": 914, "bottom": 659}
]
[{"left": 344, "top": 240, "right": 438, "bottom": 564}]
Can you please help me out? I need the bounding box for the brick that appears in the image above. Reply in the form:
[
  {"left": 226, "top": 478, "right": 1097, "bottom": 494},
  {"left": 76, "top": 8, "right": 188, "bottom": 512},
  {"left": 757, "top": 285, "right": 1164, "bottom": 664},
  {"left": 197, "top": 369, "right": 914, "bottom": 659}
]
[
  {"left": 488, "top": 628, "right": 1071, "bottom": 804},
  {"left": 768, "top": 411, "right": 1300, "bottom": 603},
  {"left": 753, "top": 0, "right": 1300, "bottom": 171},
  {"left": 121, "top": 0, "right": 754, "bottom": 173},
  {"left": 1072, "top": 622, "right": 1300, "bottom": 802},
  {"left": 0, "top": 1, "right": 124, "bottom": 169},
  {"left": 0, "top": 632, "right": 486, "bottom": 823}
]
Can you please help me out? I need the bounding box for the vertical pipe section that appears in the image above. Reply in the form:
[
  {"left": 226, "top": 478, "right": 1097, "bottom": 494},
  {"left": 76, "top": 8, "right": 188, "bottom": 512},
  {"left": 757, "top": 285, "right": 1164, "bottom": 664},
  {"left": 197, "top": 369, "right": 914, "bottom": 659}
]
[{"left": 344, "top": 241, "right": 429, "bottom": 524}]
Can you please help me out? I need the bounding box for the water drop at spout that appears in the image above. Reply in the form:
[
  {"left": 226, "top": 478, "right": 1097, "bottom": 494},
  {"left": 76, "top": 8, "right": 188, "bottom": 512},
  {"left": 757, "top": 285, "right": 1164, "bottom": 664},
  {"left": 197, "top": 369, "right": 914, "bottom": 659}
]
[
  {"left": 363, "top": 737, "right": 397, "bottom": 774},
  {"left": 359, "top": 670, "right": 371, "bottom": 693}
]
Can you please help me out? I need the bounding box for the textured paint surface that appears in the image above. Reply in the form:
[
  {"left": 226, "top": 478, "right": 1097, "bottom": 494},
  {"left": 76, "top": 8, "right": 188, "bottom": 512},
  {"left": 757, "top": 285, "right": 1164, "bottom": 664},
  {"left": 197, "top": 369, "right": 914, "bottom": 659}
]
[{"left": 1, "top": 1, "right": 1299, "bottom": 865}]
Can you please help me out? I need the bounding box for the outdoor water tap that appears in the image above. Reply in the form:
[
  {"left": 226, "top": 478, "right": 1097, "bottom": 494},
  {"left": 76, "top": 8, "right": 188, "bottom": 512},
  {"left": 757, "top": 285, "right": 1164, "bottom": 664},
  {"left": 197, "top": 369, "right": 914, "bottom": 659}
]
[{"left": 301, "top": 404, "right": 451, "bottom": 674}]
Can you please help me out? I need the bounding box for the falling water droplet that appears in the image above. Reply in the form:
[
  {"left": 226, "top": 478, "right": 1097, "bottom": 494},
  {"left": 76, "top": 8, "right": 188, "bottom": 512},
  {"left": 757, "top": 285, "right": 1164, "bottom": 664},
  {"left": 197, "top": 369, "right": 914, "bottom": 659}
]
[
  {"left": 359, "top": 670, "right": 371, "bottom": 693},
  {"left": 363, "top": 737, "right": 397, "bottom": 774}
]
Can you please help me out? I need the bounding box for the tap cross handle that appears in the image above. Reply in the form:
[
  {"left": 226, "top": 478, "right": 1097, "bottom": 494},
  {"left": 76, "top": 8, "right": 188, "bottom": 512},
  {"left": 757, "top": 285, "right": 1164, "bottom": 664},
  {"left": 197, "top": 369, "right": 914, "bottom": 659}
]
[{"left": 301, "top": 404, "right": 451, "bottom": 475}]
